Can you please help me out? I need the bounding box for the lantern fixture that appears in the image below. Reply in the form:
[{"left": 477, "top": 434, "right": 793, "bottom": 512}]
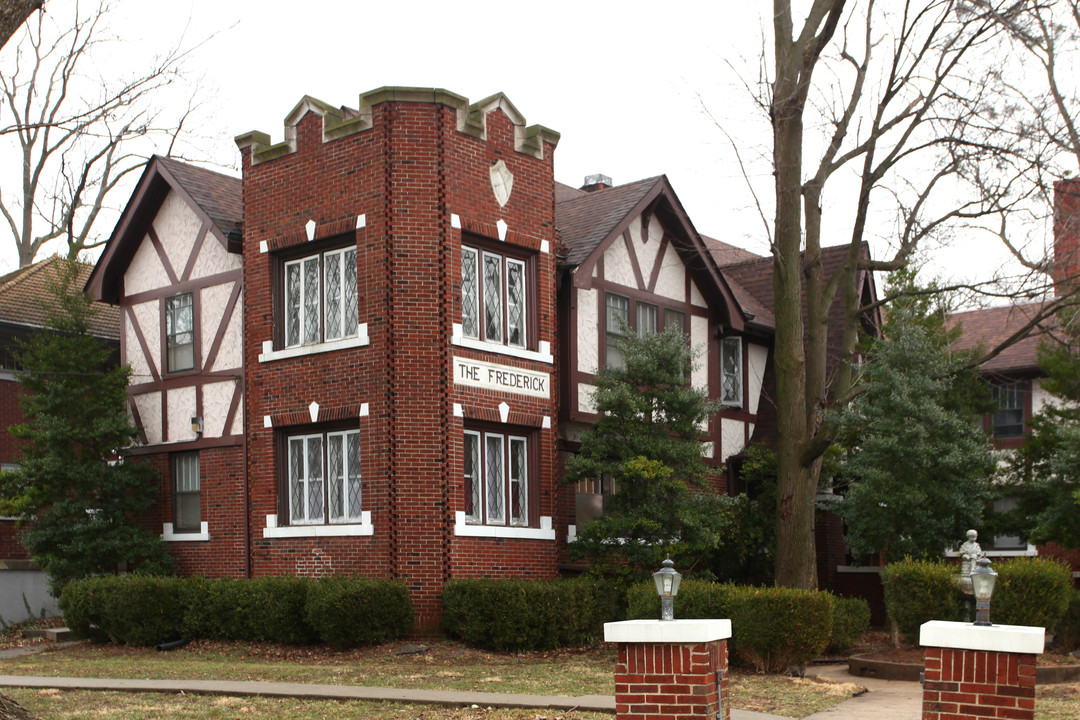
[
  {"left": 652, "top": 557, "right": 682, "bottom": 621},
  {"left": 971, "top": 556, "right": 998, "bottom": 627}
]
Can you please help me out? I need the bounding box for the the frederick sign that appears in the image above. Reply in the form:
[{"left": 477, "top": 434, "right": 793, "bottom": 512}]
[{"left": 453, "top": 356, "right": 549, "bottom": 398}]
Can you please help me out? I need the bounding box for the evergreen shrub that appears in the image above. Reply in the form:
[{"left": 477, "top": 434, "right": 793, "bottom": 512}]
[
  {"left": 991, "top": 558, "right": 1071, "bottom": 631},
  {"left": 827, "top": 595, "right": 871, "bottom": 655},
  {"left": 58, "top": 575, "right": 122, "bottom": 642},
  {"left": 305, "top": 576, "right": 412, "bottom": 649},
  {"left": 442, "top": 578, "right": 619, "bottom": 651},
  {"left": 881, "top": 559, "right": 963, "bottom": 641},
  {"left": 628, "top": 581, "right": 833, "bottom": 671}
]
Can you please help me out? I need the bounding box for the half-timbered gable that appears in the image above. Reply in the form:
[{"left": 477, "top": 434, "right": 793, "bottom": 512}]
[{"left": 88, "top": 156, "right": 246, "bottom": 577}]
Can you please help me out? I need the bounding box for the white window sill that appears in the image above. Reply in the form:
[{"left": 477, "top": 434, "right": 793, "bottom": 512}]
[
  {"left": 262, "top": 512, "right": 373, "bottom": 538},
  {"left": 162, "top": 522, "right": 210, "bottom": 542},
  {"left": 259, "top": 325, "right": 369, "bottom": 363},
  {"left": 454, "top": 511, "right": 555, "bottom": 540},
  {"left": 451, "top": 325, "right": 552, "bottom": 364}
]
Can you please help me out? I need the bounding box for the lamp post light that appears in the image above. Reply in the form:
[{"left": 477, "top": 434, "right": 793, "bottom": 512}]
[
  {"left": 971, "top": 556, "right": 998, "bottom": 627},
  {"left": 653, "top": 557, "right": 682, "bottom": 621}
]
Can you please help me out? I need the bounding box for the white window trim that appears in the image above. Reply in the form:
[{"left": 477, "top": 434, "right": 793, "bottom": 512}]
[
  {"left": 259, "top": 325, "right": 369, "bottom": 363},
  {"left": 454, "top": 511, "right": 554, "bottom": 540},
  {"left": 263, "top": 512, "right": 373, "bottom": 538},
  {"left": 162, "top": 521, "right": 209, "bottom": 542},
  {"left": 451, "top": 325, "right": 552, "bottom": 363}
]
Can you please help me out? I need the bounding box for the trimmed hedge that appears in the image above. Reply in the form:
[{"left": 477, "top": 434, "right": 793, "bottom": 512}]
[
  {"left": 827, "top": 595, "right": 871, "bottom": 655},
  {"left": 991, "top": 558, "right": 1071, "bottom": 631},
  {"left": 1057, "top": 589, "right": 1080, "bottom": 652},
  {"left": 881, "top": 559, "right": 963, "bottom": 642},
  {"left": 60, "top": 574, "right": 410, "bottom": 647},
  {"left": 442, "top": 577, "right": 622, "bottom": 651},
  {"left": 627, "top": 581, "right": 834, "bottom": 671},
  {"left": 307, "top": 576, "right": 413, "bottom": 649}
]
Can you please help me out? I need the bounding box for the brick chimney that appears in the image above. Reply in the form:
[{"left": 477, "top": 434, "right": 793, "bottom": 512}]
[
  {"left": 1054, "top": 178, "right": 1080, "bottom": 292},
  {"left": 581, "top": 173, "right": 612, "bottom": 192}
]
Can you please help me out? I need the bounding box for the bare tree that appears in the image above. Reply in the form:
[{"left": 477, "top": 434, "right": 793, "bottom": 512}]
[
  {"left": 764, "top": 0, "right": 1078, "bottom": 588},
  {"left": 0, "top": 0, "right": 204, "bottom": 267}
]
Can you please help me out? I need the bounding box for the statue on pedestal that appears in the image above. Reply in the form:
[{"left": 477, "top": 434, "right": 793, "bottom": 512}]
[{"left": 956, "top": 529, "right": 984, "bottom": 595}]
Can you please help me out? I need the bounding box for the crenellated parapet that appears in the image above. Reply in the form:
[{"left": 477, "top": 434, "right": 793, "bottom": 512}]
[{"left": 235, "top": 86, "right": 560, "bottom": 166}]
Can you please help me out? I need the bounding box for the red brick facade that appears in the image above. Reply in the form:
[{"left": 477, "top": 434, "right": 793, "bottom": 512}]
[
  {"left": 922, "top": 647, "right": 1037, "bottom": 720},
  {"left": 237, "top": 91, "right": 561, "bottom": 632}
]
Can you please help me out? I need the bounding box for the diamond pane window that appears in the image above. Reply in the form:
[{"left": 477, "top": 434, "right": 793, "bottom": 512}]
[
  {"left": 287, "top": 430, "right": 362, "bottom": 526},
  {"left": 463, "top": 429, "right": 531, "bottom": 528},
  {"left": 485, "top": 434, "right": 505, "bottom": 524},
  {"left": 462, "top": 248, "right": 479, "bottom": 339},
  {"left": 483, "top": 253, "right": 503, "bottom": 343},
  {"left": 459, "top": 243, "right": 533, "bottom": 350},
  {"left": 283, "top": 245, "right": 358, "bottom": 348}
]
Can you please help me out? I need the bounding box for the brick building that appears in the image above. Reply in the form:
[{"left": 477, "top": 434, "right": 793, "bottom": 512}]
[{"left": 89, "top": 86, "right": 876, "bottom": 629}]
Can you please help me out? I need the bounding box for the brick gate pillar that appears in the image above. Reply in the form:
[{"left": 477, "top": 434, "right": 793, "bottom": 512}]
[
  {"left": 920, "top": 620, "right": 1044, "bottom": 720},
  {"left": 604, "top": 619, "right": 731, "bottom": 720}
]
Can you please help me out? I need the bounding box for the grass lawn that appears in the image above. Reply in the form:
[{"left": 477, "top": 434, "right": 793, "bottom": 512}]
[{"left": 0, "top": 639, "right": 862, "bottom": 718}]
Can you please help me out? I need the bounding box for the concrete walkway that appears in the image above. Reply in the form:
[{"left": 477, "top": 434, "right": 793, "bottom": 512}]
[{"left": 803, "top": 663, "right": 922, "bottom": 720}]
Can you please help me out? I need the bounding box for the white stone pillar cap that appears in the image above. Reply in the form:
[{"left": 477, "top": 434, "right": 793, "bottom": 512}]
[
  {"left": 919, "top": 620, "right": 1045, "bottom": 655},
  {"left": 604, "top": 618, "right": 731, "bottom": 644}
]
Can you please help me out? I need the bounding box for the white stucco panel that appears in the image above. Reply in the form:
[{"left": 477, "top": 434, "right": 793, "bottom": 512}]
[
  {"left": 578, "top": 383, "right": 598, "bottom": 415},
  {"left": 577, "top": 286, "right": 599, "bottom": 374},
  {"left": 202, "top": 380, "right": 236, "bottom": 438},
  {"left": 691, "top": 314, "right": 709, "bottom": 392},
  {"left": 747, "top": 343, "right": 769, "bottom": 415},
  {"left": 126, "top": 235, "right": 170, "bottom": 295},
  {"left": 654, "top": 243, "right": 686, "bottom": 302},
  {"left": 690, "top": 280, "right": 706, "bottom": 309},
  {"left": 721, "top": 418, "right": 747, "bottom": 462},
  {"left": 128, "top": 300, "right": 160, "bottom": 381},
  {"left": 1031, "top": 378, "right": 1053, "bottom": 416},
  {"left": 133, "top": 392, "right": 162, "bottom": 445},
  {"left": 212, "top": 293, "right": 243, "bottom": 373},
  {"left": 632, "top": 216, "right": 662, "bottom": 289},
  {"left": 152, "top": 191, "right": 202, "bottom": 278},
  {"left": 230, "top": 393, "right": 244, "bottom": 436},
  {"left": 191, "top": 228, "right": 241, "bottom": 281},
  {"left": 167, "top": 386, "right": 197, "bottom": 443},
  {"left": 603, "top": 233, "right": 636, "bottom": 288},
  {"left": 201, "top": 282, "right": 242, "bottom": 371}
]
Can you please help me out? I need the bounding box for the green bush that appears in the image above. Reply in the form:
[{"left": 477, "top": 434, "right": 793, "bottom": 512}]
[
  {"left": 881, "top": 559, "right": 963, "bottom": 642},
  {"left": 1056, "top": 589, "right": 1080, "bottom": 652},
  {"left": 628, "top": 580, "right": 833, "bottom": 671},
  {"left": 181, "top": 576, "right": 316, "bottom": 644},
  {"left": 102, "top": 575, "right": 185, "bottom": 645},
  {"left": 443, "top": 578, "right": 620, "bottom": 651},
  {"left": 827, "top": 595, "right": 871, "bottom": 655},
  {"left": 59, "top": 576, "right": 123, "bottom": 642},
  {"left": 991, "top": 558, "right": 1071, "bottom": 631},
  {"left": 305, "top": 576, "right": 412, "bottom": 649}
]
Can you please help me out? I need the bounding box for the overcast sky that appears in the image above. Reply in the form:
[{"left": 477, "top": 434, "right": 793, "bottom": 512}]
[{"left": 1, "top": 0, "right": 1042, "bottom": 292}]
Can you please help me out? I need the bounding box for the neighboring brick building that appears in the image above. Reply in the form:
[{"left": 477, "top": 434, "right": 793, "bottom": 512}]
[
  {"left": 0, "top": 256, "right": 119, "bottom": 622},
  {"left": 90, "top": 86, "right": 878, "bottom": 629}
]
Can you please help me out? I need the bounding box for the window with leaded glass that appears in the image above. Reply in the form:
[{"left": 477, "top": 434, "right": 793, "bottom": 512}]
[
  {"left": 165, "top": 293, "right": 194, "bottom": 372},
  {"left": 172, "top": 451, "right": 200, "bottom": 532},
  {"left": 721, "top": 337, "right": 743, "bottom": 407},
  {"left": 284, "top": 245, "right": 358, "bottom": 348},
  {"left": 286, "top": 428, "right": 362, "bottom": 525},
  {"left": 463, "top": 428, "right": 530, "bottom": 527},
  {"left": 460, "top": 242, "right": 532, "bottom": 349}
]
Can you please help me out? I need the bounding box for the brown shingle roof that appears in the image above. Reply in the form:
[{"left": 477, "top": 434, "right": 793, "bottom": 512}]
[
  {"left": 0, "top": 256, "right": 119, "bottom": 339},
  {"left": 947, "top": 303, "right": 1052, "bottom": 374},
  {"left": 155, "top": 156, "right": 242, "bottom": 239},
  {"left": 555, "top": 176, "right": 663, "bottom": 266}
]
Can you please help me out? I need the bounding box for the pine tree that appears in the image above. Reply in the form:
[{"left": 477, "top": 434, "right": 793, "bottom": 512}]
[
  {"left": 564, "top": 327, "right": 732, "bottom": 579},
  {"left": 0, "top": 258, "right": 172, "bottom": 594}
]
